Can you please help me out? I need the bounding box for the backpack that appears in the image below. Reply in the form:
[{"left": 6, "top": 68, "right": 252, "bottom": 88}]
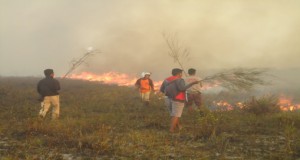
[{"left": 165, "top": 79, "right": 179, "bottom": 99}]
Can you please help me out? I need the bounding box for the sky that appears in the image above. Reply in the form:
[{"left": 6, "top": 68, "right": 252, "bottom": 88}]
[{"left": 1, "top": 0, "right": 300, "bottom": 81}]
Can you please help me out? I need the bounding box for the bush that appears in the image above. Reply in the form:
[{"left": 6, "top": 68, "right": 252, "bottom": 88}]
[{"left": 243, "top": 95, "right": 281, "bottom": 115}]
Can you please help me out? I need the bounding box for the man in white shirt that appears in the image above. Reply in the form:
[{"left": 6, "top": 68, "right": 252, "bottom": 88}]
[{"left": 184, "top": 68, "right": 203, "bottom": 111}]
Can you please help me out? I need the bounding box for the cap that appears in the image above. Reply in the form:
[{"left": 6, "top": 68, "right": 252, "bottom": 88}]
[{"left": 141, "top": 72, "right": 151, "bottom": 77}]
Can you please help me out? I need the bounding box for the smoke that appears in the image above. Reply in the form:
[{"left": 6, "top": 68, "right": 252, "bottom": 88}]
[{"left": 1, "top": 0, "right": 300, "bottom": 82}]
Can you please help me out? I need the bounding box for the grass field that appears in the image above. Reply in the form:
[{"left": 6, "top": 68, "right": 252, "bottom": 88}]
[{"left": 0, "top": 77, "right": 299, "bottom": 159}]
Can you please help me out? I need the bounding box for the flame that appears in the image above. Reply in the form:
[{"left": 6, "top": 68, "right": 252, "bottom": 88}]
[
  {"left": 212, "top": 97, "right": 300, "bottom": 111},
  {"left": 66, "top": 72, "right": 300, "bottom": 111},
  {"left": 278, "top": 96, "right": 300, "bottom": 111},
  {"left": 67, "top": 72, "right": 137, "bottom": 86},
  {"left": 211, "top": 100, "right": 235, "bottom": 111},
  {"left": 211, "top": 95, "right": 300, "bottom": 112},
  {"left": 66, "top": 71, "right": 162, "bottom": 90}
]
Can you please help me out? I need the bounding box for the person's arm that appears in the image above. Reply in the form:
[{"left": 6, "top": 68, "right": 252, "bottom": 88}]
[
  {"left": 186, "top": 80, "right": 199, "bottom": 90},
  {"left": 36, "top": 82, "right": 40, "bottom": 93},
  {"left": 135, "top": 79, "right": 140, "bottom": 88},
  {"left": 198, "top": 77, "right": 203, "bottom": 87},
  {"left": 176, "top": 79, "right": 199, "bottom": 91},
  {"left": 55, "top": 79, "right": 61, "bottom": 91},
  {"left": 37, "top": 82, "right": 41, "bottom": 94},
  {"left": 149, "top": 79, "right": 154, "bottom": 90},
  {"left": 159, "top": 80, "right": 166, "bottom": 93}
]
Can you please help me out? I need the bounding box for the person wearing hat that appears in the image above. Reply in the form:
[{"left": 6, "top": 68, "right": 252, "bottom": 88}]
[
  {"left": 135, "top": 72, "right": 154, "bottom": 106},
  {"left": 37, "top": 69, "right": 61, "bottom": 119},
  {"left": 160, "top": 68, "right": 200, "bottom": 133}
]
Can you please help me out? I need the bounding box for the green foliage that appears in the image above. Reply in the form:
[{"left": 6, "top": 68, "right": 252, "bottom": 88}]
[{"left": 193, "top": 111, "right": 218, "bottom": 139}]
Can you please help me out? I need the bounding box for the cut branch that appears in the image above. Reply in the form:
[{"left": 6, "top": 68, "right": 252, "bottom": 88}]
[{"left": 201, "top": 68, "right": 270, "bottom": 91}]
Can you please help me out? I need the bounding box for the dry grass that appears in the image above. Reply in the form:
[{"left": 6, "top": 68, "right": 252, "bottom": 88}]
[{"left": 0, "top": 77, "right": 300, "bottom": 159}]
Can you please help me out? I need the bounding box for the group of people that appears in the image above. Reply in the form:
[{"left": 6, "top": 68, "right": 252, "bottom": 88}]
[
  {"left": 159, "top": 68, "right": 202, "bottom": 133},
  {"left": 37, "top": 68, "right": 203, "bottom": 133},
  {"left": 135, "top": 68, "right": 202, "bottom": 133}
]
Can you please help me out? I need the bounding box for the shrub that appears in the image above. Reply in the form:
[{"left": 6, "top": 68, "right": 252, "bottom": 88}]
[{"left": 243, "top": 95, "right": 281, "bottom": 115}]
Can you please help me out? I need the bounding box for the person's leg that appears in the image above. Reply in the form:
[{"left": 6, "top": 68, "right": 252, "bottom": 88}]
[
  {"left": 39, "top": 96, "right": 51, "bottom": 118},
  {"left": 144, "top": 91, "right": 150, "bottom": 106},
  {"left": 50, "top": 95, "right": 60, "bottom": 119},
  {"left": 194, "top": 93, "right": 202, "bottom": 109},
  {"left": 170, "top": 101, "right": 184, "bottom": 132},
  {"left": 164, "top": 96, "right": 172, "bottom": 115},
  {"left": 195, "top": 93, "right": 207, "bottom": 116},
  {"left": 140, "top": 92, "right": 146, "bottom": 105},
  {"left": 186, "top": 93, "right": 194, "bottom": 112},
  {"left": 140, "top": 92, "right": 145, "bottom": 101},
  {"left": 170, "top": 116, "right": 179, "bottom": 133},
  {"left": 177, "top": 119, "right": 182, "bottom": 130}
]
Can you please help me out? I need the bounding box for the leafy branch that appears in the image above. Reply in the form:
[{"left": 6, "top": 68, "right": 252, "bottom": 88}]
[{"left": 201, "top": 68, "right": 271, "bottom": 91}]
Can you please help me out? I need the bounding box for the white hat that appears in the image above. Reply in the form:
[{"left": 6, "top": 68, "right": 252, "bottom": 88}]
[{"left": 141, "top": 72, "right": 151, "bottom": 77}]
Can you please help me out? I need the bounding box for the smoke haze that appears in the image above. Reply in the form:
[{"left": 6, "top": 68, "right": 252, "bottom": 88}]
[{"left": 1, "top": 0, "right": 300, "bottom": 83}]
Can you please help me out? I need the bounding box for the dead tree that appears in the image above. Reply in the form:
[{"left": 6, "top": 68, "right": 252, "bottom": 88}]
[
  {"left": 63, "top": 48, "right": 100, "bottom": 79},
  {"left": 162, "top": 32, "right": 270, "bottom": 91},
  {"left": 162, "top": 32, "right": 190, "bottom": 76}
]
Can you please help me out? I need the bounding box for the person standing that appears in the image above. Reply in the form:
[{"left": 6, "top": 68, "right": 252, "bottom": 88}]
[
  {"left": 160, "top": 68, "right": 199, "bottom": 133},
  {"left": 37, "top": 69, "right": 61, "bottom": 119},
  {"left": 184, "top": 68, "right": 203, "bottom": 112},
  {"left": 135, "top": 72, "right": 154, "bottom": 106}
]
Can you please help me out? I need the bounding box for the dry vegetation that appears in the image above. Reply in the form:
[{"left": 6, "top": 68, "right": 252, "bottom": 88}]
[{"left": 0, "top": 77, "right": 300, "bottom": 159}]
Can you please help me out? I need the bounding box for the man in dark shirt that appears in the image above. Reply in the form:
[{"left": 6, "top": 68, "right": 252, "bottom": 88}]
[{"left": 37, "top": 69, "right": 60, "bottom": 119}]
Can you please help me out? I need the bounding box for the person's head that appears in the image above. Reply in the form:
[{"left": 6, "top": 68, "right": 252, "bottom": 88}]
[
  {"left": 171, "top": 68, "right": 183, "bottom": 77},
  {"left": 44, "top": 69, "right": 54, "bottom": 77},
  {"left": 141, "top": 72, "right": 151, "bottom": 78},
  {"left": 188, "top": 68, "right": 196, "bottom": 75}
]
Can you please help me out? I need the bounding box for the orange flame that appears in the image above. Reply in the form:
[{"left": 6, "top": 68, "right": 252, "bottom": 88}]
[
  {"left": 67, "top": 71, "right": 137, "bottom": 86},
  {"left": 66, "top": 72, "right": 162, "bottom": 90},
  {"left": 212, "top": 100, "right": 235, "bottom": 111},
  {"left": 212, "top": 97, "right": 300, "bottom": 111},
  {"left": 65, "top": 72, "right": 300, "bottom": 111},
  {"left": 278, "top": 96, "right": 300, "bottom": 111}
]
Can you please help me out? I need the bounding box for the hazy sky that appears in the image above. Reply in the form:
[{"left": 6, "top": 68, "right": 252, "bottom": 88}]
[{"left": 1, "top": 0, "right": 300, "bottom": 79}]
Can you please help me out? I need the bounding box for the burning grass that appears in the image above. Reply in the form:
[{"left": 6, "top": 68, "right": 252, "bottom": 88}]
[{"left": 0, "top": 77, "right": 300, "bottom": 159}]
